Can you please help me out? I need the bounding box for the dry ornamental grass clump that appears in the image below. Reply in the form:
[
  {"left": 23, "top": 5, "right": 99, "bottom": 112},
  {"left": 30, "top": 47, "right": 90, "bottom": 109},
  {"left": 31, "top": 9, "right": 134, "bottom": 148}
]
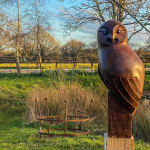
[
  {"left": 133, "top": 104, "right": 150, "bottom": 142},
  {"left": 27, "top": 83, "right": 107, "bottom": 125}
]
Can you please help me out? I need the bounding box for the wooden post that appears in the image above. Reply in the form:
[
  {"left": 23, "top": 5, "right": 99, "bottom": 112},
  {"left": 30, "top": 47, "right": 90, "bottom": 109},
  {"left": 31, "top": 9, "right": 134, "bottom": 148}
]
[
  {"left": 35, "top": 97, "right": 42, "bottom": 138},
  {"left": 108, "top": 91, "right": 132, "bottom": 138},
  {"left": 56, "top": 62, "right": 58, "bottom": 69},
  {"left": 45, "top": 98, "right": 50, "bottom": 134},
  {"left": 105, "top": 91, "right": 135, "bottom": 150},
  {"left": 104, "top": 133, "right": 134, "bottom": 150},
  {"left": 74, "top": 62, "right": 76, "bottom": 69},
  {"left": 91, "top": 62, "right": 93, "bottom": 71},
  {"left": 64, "top": 100, "right": 68, "bottom": 134},
  {"left": 75, "top": 99, "right": 79, "bottom": 132}
]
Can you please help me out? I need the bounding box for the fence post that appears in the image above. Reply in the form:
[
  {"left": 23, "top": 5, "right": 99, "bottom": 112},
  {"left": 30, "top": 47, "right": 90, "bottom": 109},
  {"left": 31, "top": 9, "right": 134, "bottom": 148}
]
[
  {"left": 91, "top": 62, "right": 93, "bottom": 71},
  {"left": 64, "top": 100, "right": 68, "bottom": 134}
]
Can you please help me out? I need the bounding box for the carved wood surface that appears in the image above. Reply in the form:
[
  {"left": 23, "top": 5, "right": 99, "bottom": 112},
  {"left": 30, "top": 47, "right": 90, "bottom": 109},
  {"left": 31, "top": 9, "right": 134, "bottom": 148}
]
[{"left": 97, "top": 20, "right": 145, "bottom": 138}]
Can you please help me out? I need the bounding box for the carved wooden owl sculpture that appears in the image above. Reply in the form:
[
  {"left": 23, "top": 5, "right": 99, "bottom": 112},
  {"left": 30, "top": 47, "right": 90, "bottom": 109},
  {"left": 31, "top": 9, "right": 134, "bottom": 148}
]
[{"left": 97, "top": 20, "right": 145, "bottom": 137}]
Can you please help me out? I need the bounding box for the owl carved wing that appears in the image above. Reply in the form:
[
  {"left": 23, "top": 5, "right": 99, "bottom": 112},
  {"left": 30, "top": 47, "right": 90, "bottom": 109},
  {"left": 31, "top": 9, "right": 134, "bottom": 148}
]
[{"left": 110, "top": 76, "right": 143, "bottom": 114}]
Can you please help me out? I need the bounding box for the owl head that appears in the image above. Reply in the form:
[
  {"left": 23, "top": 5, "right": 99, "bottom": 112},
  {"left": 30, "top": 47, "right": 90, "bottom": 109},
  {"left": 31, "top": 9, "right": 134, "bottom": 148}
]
[{"left": 97, "top": 20, "right": 128, "bottom": 48}]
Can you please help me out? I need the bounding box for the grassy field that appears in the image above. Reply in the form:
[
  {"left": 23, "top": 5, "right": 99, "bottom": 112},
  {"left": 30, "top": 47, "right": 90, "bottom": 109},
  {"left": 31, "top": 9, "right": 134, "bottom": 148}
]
[
  {"left": 0, "top": 110, "right": 150, "bottom": 150},
  {"left": 145, "top": 63, "right": 150, "bottom": 68},
  {"left": 0, "top": 110, "right": 105, "bottom": 150},
  {"left": 0, "top": 71, "right": 149, "bottom": 150}
]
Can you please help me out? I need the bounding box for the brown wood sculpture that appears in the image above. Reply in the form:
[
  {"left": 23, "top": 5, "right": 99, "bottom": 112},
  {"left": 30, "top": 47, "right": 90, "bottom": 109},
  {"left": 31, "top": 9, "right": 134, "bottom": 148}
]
[{"left": 97, "top": 20, "right": 145, "bottom": 138}]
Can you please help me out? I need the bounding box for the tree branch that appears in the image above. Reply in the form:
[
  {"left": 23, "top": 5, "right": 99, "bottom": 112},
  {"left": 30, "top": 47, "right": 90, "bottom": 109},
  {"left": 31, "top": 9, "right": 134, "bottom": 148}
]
[
  {"left": 128, "top": 27, "right": 143, "bottom": 41},
  {"left": 94, "top": 0, "right": 105, "bottom": 22},
  {"left": 113, "top": 0, "right": 150, "bottom": 33}
]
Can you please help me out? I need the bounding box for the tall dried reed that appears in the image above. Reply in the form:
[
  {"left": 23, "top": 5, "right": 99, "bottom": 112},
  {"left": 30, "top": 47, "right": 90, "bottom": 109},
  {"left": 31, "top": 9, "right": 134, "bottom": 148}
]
[
  {"left": 133, "top": 104, "right": 150, "bottom": 142},
  {"left": 26, "top": 82, "right": 150, "bottom": 141},
  {"left": 27, "top": 83, "right": 107, "bottom": 125}
]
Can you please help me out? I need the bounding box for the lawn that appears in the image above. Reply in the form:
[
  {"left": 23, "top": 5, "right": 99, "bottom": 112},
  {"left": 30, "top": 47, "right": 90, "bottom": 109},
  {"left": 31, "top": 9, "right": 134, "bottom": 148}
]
[
  {"left": 0, "top": 71, "right": 149, "bottom": 150},
  {"left": 0, "top": 110, "right": 149, "bottom": 150},
  {"left": 0, "top": 110, "right": 105, "bottom": 150},
  {"left": 145, "top": 62, "right": 150, "bottom": 68}
]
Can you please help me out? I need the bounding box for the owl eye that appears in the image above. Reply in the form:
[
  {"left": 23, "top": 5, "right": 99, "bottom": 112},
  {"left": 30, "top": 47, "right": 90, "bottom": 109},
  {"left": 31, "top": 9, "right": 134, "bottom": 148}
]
[
  {"left": 116, "top": 29, "right": 120, "bottom": 34},
  {"left": 99, "top": 27, "right": 109, "bottom": 34}
]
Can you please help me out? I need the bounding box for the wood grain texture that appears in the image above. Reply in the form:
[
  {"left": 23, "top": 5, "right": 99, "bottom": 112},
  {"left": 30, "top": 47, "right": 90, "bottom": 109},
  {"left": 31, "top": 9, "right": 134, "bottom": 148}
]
[
  {"left": 108, "top": 91, "right": 132, "bottom": 138},
  {"left": 97, "top": 20, "right": 145, "bottom": 138},
  {"left": 106, "top": 136, "right": 134, "bottom": 150}
]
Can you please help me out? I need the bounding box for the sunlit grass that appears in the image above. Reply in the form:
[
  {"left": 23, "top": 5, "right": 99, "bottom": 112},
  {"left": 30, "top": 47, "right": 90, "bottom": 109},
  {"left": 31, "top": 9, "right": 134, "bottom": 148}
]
[
  {"left": 145, "top": 63, "right": 150, "bottom": 68},
  {"left": 0, "top": 110, "right": 149, "bottom": 150}
]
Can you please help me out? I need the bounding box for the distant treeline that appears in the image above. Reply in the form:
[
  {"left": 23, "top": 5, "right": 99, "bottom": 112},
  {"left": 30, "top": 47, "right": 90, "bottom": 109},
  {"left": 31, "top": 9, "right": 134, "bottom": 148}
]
[
  {"left": 0, "top": 39, "right": 98, "bottom": 63},
  {"left": 0, "top": 38, "right": 150, "bottom": 63},
  {"left": 0, "top": 49, "right": 150, "bottom": 63}
]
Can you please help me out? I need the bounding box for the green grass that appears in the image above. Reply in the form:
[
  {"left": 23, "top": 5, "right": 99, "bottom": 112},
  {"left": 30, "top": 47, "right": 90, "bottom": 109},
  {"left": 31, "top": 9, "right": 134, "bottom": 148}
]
[
  {"left": 0, "top": 71, "right": 103, "bottom": 112},
  {"left": 0, "top": 110, "right": 149, "bottom": 150},
  {"left": 144, "top": 72, "right": 150, "bottom": 91},
  {"left": 0, "top": 71, "right": 149, "bottom": 149},
  {"left": 0, "top": 70, "right": 149, "bottom": 113},
  {"left": 0, "top": 70, "right": 149, "bottom": 114},
  {"left": 145, "top": 63, "right": 150, "bottom": 68},
  {"left": 0, "top": 70, "right": 149, "bottom": 112},
  {"left": 0, "top": 110, "right": 104, "bottom": 150}
]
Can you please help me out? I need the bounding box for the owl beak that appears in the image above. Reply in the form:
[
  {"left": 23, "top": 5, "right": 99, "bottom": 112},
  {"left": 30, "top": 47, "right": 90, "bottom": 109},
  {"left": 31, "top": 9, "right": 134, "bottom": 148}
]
[
  {"left": 114, "top": 38, "right": 118, "bottom": 44},
  {"left": 106, "top": 33, "right": 112, "bottom": 44}
]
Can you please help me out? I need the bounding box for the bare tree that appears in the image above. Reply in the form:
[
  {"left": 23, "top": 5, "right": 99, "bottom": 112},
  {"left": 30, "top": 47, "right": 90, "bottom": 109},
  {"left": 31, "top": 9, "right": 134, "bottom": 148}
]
[
  {"left": 61, "top": 40, "right": 85, "bottom": 66},
  {"left": 0, "top": 12, "right": 12, "bottom": 51},
  {"left": 24, "top": 0, "right": 50, "bottom": 71},
  {"left": 16, "top": 0, "right": 21, "bottom": 73},
  {"left": 145, "top": 36, "right": 150, "bottom": 50},
  {"left": 2, "top": 0, "right": 22, "bottom": 73},
  {"left": 61, "top": 0, "right": 150, "bottom": 40},
  {"left": 23, "top": 25, "right": 60, "bottom": 62},
  {"left": 39, "top": 28, "right": 60, "bottom": 59}
]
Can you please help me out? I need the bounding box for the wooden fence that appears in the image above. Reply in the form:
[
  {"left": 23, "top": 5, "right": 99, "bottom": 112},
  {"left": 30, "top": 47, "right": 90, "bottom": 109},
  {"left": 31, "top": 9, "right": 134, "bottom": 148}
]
[{"left": 0, "top": 56, "right": 149, "bottom": 73}]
